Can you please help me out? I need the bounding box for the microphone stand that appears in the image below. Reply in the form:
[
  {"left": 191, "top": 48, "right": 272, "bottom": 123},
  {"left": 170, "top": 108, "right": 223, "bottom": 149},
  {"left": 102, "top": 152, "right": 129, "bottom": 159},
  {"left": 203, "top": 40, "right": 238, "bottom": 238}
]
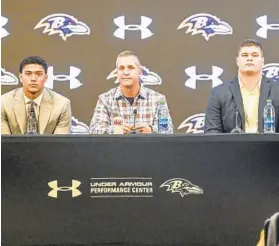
[
  {"left": 231, "top": 110, "right": 244, "bottom": 134},
  {"left": 129, "top": 108, "right": 138, "bottom": 134}
]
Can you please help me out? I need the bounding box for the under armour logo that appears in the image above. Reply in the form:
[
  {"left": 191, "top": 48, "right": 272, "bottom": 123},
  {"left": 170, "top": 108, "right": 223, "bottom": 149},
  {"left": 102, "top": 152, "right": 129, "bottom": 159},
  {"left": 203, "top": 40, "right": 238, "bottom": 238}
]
[
  {"left": 113, "top": 16, "right": 153, "bottom": 39},
  {"left": 45, "top": 66, "right": 82, "bottom": 89},
  {"left": 1, "top": 16, "right": 9, "bottom": 38},
  {"left": 256, "top": 15, "right": 279, "bottom": 38},
  {"left": 48, "top": 180, "right": 82, "bottom": 198},
  {"left": 184, "top": 66, "right": 223, "bottom": 89}
]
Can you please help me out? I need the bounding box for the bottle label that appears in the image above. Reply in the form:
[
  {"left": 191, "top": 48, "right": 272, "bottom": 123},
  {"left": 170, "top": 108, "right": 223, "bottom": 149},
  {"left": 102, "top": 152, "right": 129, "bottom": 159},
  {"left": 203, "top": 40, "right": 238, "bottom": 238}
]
[
  {"left": 264, "top": 116, "right": 275, "bottom": 124},
  {"left": 159, "top": 118, "right": 168, "bottom": 132},
  {"left": 264, "top": 116, "right": 275, "bottom": 133}
]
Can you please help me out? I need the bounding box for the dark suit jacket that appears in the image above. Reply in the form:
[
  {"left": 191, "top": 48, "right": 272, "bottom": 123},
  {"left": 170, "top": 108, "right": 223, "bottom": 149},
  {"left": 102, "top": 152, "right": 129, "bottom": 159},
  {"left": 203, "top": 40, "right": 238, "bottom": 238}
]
[{"left": 205, "top": 76, "right": 279, "bottom": 133}]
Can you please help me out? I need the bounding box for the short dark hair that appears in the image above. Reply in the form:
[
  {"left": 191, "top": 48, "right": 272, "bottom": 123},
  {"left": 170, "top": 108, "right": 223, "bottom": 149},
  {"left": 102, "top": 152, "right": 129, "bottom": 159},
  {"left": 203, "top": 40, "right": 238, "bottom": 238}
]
[
  {"left": 237, "top": 39, "right": 263, "bottom": 56},
  {"left": 19, "top": 56, "right": 48, "bottom": 74}
]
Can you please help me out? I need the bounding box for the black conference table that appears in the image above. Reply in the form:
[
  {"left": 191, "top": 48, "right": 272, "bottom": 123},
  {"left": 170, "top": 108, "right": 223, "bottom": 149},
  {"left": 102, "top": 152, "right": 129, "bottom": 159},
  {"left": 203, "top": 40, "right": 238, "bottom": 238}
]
[{"left": 2, "top": 134, "right": 279, "bottom": 246}]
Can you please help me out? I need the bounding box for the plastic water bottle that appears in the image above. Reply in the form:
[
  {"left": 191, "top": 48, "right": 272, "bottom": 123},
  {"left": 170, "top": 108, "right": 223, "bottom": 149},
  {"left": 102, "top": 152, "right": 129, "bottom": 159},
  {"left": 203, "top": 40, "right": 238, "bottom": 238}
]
[
  {"left": 158, "top": 99, "right": 169, "bottom": 133},
  {"left": 263, "top": 99, "right": 275, "bottom": 133}
]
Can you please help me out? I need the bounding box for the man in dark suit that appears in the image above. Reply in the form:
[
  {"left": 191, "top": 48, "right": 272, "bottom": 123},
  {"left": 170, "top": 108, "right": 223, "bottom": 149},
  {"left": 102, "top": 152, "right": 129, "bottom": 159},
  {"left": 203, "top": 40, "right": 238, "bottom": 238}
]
[{"left": 205, "top": 39, "right": 279, "bottom": 133}]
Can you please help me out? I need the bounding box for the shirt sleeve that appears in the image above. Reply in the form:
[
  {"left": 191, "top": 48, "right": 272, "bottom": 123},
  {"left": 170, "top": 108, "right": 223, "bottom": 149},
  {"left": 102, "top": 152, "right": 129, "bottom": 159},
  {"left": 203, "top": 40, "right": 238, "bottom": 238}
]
[{"left": 89, "top": 97, "right": 112, "bottom": 134}]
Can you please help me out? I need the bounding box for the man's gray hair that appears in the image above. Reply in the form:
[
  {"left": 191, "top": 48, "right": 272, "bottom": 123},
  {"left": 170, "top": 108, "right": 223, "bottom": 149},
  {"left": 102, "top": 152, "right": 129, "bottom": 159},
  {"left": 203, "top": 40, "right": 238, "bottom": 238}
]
[{"left": 116, "top": 50, "right": 141, "bottom": 67}]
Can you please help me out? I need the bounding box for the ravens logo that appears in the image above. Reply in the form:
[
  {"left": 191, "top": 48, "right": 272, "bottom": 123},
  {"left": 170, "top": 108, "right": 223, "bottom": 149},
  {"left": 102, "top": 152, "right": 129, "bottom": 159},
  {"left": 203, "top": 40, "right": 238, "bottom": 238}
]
[
  {"left": 178, "top": 13, "right": 233, "bottom": 41},
  {"left": 34, "top": 14, "right": 90, "bottom": 41},
  {"left": 160, "top": 178, "right": 203, "bottom": 197}
]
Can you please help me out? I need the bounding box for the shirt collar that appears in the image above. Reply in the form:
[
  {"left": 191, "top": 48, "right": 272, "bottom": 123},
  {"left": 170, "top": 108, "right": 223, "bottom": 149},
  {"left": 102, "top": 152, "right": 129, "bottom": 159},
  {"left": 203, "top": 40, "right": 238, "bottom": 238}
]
[
  {"left": 238, "top": 75, "right": 262, "bottom": 90},
  {"left": 114, "top": 85, "right": 148, "bottom": 100},
  {"left": 24, "top": 90, "right": 44, "bottom": 106}
]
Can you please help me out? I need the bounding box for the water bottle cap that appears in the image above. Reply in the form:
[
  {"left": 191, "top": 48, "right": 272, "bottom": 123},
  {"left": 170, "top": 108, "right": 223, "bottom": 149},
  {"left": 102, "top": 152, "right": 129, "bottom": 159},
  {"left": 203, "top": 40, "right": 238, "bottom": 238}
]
[{"left": 159, "top": 99, "right": 165, "bottom": 105}]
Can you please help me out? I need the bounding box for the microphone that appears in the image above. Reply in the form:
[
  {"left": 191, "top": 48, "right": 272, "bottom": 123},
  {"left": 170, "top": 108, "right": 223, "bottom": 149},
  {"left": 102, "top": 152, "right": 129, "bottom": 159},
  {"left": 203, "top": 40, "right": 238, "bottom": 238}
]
[
  {"left": 231, "top": 109, "right": 244, "bottom": 134},
  {"left": 129, "top": 108, "right": 138, "bottom": 134}
]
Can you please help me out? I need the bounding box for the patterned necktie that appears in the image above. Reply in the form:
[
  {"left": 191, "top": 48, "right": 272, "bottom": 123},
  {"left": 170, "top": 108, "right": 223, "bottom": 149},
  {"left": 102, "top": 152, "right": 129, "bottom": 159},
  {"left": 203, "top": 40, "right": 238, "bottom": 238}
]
[{"left": 26, "top": 101, "right": 38, "bottom": 134}]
